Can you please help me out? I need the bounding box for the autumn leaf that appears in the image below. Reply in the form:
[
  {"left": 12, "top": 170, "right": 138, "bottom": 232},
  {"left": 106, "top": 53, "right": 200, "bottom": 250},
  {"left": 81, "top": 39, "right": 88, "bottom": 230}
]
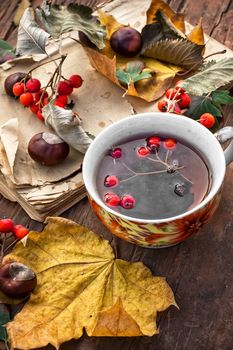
[
  {"left": 142, "top": 38, "right": 204, "bottom": 70},
  {"left": 4, "top": 217, "right": 176, "bottom": 350},
  {"left": 85, "top": 47, "right": 180, "bottom": 102},
  {"left": 16, "top": 8, "right": 50, "bottom": 56},
  {"left": 180, "top": 58, "right": 233, "bottom": 95},
  {"left": 187, "top": 18, "right": 205, "bottom": 45},
  {"left": 141, "top": 10, "right": 186, "bottom": 50},
  {"left": 146, "top": 0, "right": 185, "bottom": 32},
  {"left": 43, "top": 103, "right": 92, "bottom": 154},
  {"left": 37, "top": 3, "right": 106, "bottom": 49}
]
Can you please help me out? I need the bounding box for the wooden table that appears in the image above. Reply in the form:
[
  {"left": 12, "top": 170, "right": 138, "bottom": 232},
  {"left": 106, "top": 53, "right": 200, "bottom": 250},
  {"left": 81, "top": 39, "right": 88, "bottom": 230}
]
[{"left": 0, "top": 0, "right": 233, "bottom": 349}]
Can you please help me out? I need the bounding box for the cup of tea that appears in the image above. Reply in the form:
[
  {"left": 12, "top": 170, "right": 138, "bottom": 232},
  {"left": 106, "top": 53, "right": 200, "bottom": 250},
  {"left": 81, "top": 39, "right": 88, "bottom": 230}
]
[{"left": 83, "top": 113, "right": 233, "bottom": 248}]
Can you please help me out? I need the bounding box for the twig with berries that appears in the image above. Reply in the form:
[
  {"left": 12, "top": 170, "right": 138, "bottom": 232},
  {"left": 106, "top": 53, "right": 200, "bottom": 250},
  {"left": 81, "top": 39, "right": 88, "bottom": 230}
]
[
  {"left": 5, "top": 56, "right": 84, "bottom": 122},
  {"left": 0, "top": 219, "right": 29, "bottom": 264}
]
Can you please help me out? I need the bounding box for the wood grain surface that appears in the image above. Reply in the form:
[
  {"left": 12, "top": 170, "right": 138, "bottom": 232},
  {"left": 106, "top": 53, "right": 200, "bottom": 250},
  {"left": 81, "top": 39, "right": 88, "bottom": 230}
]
[{"left": 0, "top": 1, "right": 233, "bottom": 350}]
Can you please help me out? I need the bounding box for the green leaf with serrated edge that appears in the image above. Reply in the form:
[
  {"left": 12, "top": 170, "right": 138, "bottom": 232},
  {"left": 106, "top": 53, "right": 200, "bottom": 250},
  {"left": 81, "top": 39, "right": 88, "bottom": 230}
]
[
  {"left": 211, "top": 90, "right": 233, "bottom": 107},
  {"left": 37, "top": 3, "right": 106, "bottom": 49},
  {"left": 116, "top": 61, "right": 152, "bottom": 86},
  {"left": 180, "top": 58, "right": 233, "bottom": 95},
  {"left": 0, "top": 304, "right": 10, "bottom": 343},
  {"left": 186, "top": 95, "right": 220, "bottom": 132},
  {"left": 0, "top": 40, "right": 13, "bottom": 51},
  {"left": 142, "top": 38, "right": 204, "bottom": 70},
  {"left": 141, "top": 10, "right": 185, "bottom": 52},
  {"left": 200, "top": 60, "right": 216, "bottom": 71}
]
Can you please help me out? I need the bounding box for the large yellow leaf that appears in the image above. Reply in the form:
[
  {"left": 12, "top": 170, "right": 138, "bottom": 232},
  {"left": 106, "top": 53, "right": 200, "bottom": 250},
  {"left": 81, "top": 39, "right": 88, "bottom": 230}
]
[
  {"left": 4, "top": 217, "right": 176, "bottom": 350},
  {"left": 85, "top": 47, "right": 181, "bottom": 102}
]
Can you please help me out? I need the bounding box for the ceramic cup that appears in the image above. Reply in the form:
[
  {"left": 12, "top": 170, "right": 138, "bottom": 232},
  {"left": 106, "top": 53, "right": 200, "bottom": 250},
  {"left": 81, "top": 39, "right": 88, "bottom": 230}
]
[{"left": 83, "top": 113, "right": 233, "bottom": 248}]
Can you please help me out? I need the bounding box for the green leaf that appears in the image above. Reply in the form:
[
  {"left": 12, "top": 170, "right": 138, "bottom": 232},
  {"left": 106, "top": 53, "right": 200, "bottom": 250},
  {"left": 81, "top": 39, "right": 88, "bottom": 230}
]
[
  {"left": 180, "top": 58, "right": 233, "bottom": 95},
  {"left": 116, "top": 61, "right": 152, "bottom": 86},
  {"left": 186, "top": 95, "right": 220, "bottom": 132},
  {"left": 37, "top": 4, "right": 106, "bottom": 49},
  {"left": 0, "top": 304, "right": 10, "bottom": 344},
  {"left": 16, "top": 8, "right": 50, "bottom": 55},
  {"left": 141, "top": 38, "right": 204, "bottom": 70},
  {"left": 211, "top": 90, "right": 233, "bottom": 107},
  {"left": 0, "top": 40, "right": 13, "bottom": 51},
  {"left": 141, "top": 10, "right": 185, "bottom": 51}
]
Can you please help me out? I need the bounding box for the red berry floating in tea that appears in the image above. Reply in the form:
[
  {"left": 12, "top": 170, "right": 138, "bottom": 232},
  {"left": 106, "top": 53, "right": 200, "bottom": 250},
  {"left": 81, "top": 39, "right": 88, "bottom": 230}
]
[
  {"left": 120, "top": 194, "right": 136, "bottom": 209},
  {"left": 164, "top": 138, "right": 177, "bottom": 150},
  {"left": 137, "top": 146, "right": 150, "bottom": 156},
  {"left": 110, "top": 148, "right": 122, "bottom": 159},
  {"left": 104, "top": 175, "right": 119, "bottom": 187},
  {"left": 146, "top": 136, "right": 160, "bottom": 146},
  {"left": 104, "top": 193, "right": 120, "bottom": 206}
]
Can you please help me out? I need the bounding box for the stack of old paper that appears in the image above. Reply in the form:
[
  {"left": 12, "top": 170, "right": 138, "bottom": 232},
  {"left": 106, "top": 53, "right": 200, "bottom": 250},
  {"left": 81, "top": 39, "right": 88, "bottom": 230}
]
[{"left": 0, "top": 0, "right": 232, "bottom": 221}]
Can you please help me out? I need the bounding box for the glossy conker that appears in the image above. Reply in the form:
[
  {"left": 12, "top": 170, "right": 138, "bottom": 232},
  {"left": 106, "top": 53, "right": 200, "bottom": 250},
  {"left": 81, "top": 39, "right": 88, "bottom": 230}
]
[
  {"left": 110, "top": 27, "right": 143, "bottom": 57},
  {"left": 0, "top": 262, "right": 37, "bottom": 299},
  {"left": 28, "top": 132, "right": 70, "bottom": 166},
  {"left": 4, "top": 72, "right": 27, "bottom": 97}
]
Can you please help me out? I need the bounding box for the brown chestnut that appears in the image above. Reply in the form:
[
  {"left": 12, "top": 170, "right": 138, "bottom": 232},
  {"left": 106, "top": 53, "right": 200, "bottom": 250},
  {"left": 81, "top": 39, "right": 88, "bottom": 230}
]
[
  {"left": 28, "top": 132, "right": 70, "bottom": 166},
  {"left": 4, "top": 72, "right": 27, "bottom": 97},
  {"left": 0, "top": 262, "right": 37, "bottom": 299},
  {"left": 110, "top": 27, "right": 143, "bottom": 57}
]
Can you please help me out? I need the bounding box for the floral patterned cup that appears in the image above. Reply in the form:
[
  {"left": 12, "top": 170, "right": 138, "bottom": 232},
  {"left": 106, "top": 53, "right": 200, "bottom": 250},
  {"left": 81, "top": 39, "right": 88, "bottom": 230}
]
[{"left": 83, "top": 113, "right": 233, "bottom": 248}]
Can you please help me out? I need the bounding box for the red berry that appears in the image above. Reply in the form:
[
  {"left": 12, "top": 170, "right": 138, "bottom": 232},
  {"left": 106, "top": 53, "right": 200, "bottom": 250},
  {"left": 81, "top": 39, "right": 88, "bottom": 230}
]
[
  {"left": 110, "top": 148, "right": 122, "bottom": 159},
  {"left": 178, "top": 93, "right": 191, "bottom": 109},
  {"left": 13, "top": 225, "right": 29, "bottom": 240},
  {"left": 69, "top": 75, "right": 83, "bottom": 88},
  {"left": 34, "top": 90, "right": 48, "bottom": 102},
  {"left": 104, "top": 192, "right": 120, "bottom": 206},
  {"left": 29, "top": 103, "right": 39, "bottom": 114},
  {"left": 137, "top": 146, "right": 150, "bottom": 156},
  {"left": 26, "top": 78, "right": 41, "bottom": 93},
  {"left": 164, "top": 138, "right": 177, "bottom": 150},
  {"left": 54, "top": 100, "right": 66, "bottom": 108},
  {"left": 146, "top": 136, "right": 161, "bottom": 147},
  {"left": 58, "top": 81, "right": 73, "bottom": 96},
  {"left": 104, "top": 175, "right": 119, "bottom": 187},
  {"left": 56, "top": 95, "right": 68, "bottom": 104},
  {"left": 12, "top": 82, "right": 25, "bottom": 96},
  {"left": 199, "top": 113, "right": 215, "bottom": 129},
  {"left": 0, "top": 218, "right": 14, "bottom": 233},
  {"left": 19, "top": 92, "right": 34, "bottom": 106},
  {"left": 165, "top": 88, "right": 181, "bottom": 100},
  {"left": 36, "top": 109, "right": 44, "bottom": 122},
  {"left": 42, "top": 97, "right": 50, "bottom": 106},
  {"left": 175, "top": 80, "right": 186, "bottom": 94},
  {"left": 174, "top": 104, "right": 182, "bottom": 114},
  {"left": 158, "top": 100, "right": 168, "bottom": 112},
  {"left": 120, "top": 194, "right": 136, "bottom": 209}
]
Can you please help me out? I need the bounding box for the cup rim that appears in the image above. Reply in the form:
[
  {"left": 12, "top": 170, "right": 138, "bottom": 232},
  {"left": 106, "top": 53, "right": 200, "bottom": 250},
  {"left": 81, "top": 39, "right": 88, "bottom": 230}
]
[{"left": 83, "top": 112, "right": 226, "bottom": 223}]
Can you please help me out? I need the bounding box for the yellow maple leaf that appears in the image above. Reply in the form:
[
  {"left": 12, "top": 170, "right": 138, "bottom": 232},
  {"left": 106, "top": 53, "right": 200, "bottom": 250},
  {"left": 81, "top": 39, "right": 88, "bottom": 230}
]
[{"left": 4, "top": 217, "right": 177, "bottom": 350}]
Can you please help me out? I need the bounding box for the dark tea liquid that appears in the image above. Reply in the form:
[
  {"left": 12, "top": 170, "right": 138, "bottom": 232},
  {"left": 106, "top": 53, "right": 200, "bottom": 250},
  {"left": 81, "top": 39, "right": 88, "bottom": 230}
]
[{"left": 96, "top": 135, "right": 210, "bottom": 220}]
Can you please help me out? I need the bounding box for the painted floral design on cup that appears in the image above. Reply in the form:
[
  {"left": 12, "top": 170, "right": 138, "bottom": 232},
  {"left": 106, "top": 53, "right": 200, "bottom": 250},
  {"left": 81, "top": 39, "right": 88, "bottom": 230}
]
[{"left": 89, "top": 191, "right": 222, "bottom": 247}]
